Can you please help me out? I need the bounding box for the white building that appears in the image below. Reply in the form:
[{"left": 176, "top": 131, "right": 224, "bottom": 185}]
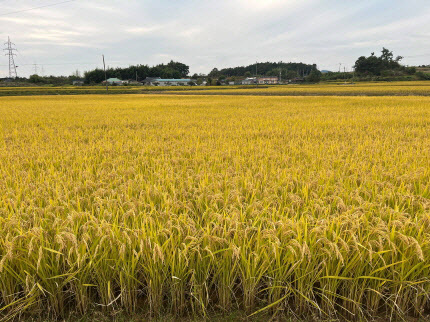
[
  {"left": 257, "top": 76, "right": 278, "bottom": 84},
  {"left": 104, "top": 78, "right": 123, "bottom": 85},
  {"left": 153, "top": 79, "right": 193, "bottom": 86},
  {"left": 242, "top": 77, "right": 257, "bottom": 85}
]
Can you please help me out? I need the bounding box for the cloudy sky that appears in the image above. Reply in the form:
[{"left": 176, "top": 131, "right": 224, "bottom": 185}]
[{"left": 0, "top": 0, "right": 429, "bottom": 77}]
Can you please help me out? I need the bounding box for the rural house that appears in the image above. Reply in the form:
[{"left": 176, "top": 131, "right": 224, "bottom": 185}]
[
  {"left": 141, "top": 77, "right": 161, "bottom": 85},
  {"left": 257, "top": 76, "right": 278, "bottom": 84},
  {"left": 242, "top": 77, "right": 257, "bottom": 85},
  {"left": 126, "top": 79, "right": 142, "bottom": 85}
]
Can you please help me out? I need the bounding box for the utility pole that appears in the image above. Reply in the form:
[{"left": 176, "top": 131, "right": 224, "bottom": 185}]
[
  {"left": 3, "top": 36, "right": 18, "bottom": 79},
  {"left": 255, "top": 61, "right": 258, "bottom": 86},
  {"left": 279, "top": 69, "right": 281, "bottom": 84},
  {"left": 102, "top": 54, "right": 108, "bottom": 92},
  {"left": 338, "top": 63, "right": 342, "bottom": 73},
  {"left": 136, "top": 70, "right": 138, "bottom": 82}
]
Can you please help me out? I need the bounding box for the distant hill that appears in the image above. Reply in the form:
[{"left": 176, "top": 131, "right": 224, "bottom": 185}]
[
  {"left": 209, "top": 61, "right": 318, "bottom": 78},
  {"left": 321, "top": 70, "right": 332, "bottom": 73}
]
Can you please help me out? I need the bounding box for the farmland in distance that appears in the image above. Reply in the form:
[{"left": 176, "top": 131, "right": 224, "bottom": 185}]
[{"left": 1, "top": 81, "right": 430, "bottom": 97}]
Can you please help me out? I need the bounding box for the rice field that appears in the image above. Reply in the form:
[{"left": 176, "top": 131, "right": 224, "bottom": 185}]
[
  {"left": 165, "top": 81, "right": 430, "bottom": 96},
  {"left": 1, "top": 81, "right": 430, "bottom": 97},
  {"left": 0, "top": 85, "right": 234, "bottom": 97},
  {"left": 0, "top": 94, "right": 429, "bottom": 320}
]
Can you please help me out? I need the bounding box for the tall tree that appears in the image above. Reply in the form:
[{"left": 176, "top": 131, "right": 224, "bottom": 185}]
[{"left": 354, "top": 48, "right": 403, "bottom": 76}]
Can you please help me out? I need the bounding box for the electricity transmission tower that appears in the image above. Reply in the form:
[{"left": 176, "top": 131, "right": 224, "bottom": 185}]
[{"left": 4, "top": 37, "right": 18, "bottom": 78}]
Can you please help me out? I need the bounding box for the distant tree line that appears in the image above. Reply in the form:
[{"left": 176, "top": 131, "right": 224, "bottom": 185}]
[
  {"left": 2, "top": 50, "right": 428, "bottom": 86},
  {"left": 320, "top": 72, "right": 354, "bottom": 81},
  {"left": 318, "top": 48, "right": 425, "bottom": 82},
  {"left": 208, "top": 62, "right": 317, "bottom": 79},
  {"left": 84, "top": 61, "right": 189, "bottom": 84},
  {"left": 27, "top": 74, "right": 82, "bottom": 85}
]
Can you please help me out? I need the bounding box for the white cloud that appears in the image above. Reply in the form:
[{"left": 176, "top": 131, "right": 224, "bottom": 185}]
[
  {"left": 126, "top": 27, "right": 161, "bottom": 34},
  {"left": 0, "top": 0, "right": 429, "bottom": 76}
]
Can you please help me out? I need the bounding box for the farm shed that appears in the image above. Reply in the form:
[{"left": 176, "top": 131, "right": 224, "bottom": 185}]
[{"left": 104, "top": 78, "right": 123, "bottom": 85}]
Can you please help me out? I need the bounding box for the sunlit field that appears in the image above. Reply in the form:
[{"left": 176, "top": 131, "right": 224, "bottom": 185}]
[
  {"left": 165, "top": 81, "right": 430, "bottom": 96},
  {"left": 0, "top": 95, "right": 429, "bottom": 320}
]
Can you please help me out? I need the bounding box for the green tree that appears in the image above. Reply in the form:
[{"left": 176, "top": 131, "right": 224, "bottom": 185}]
[
  {"left": 354, "top": 55, "right": 383, "bottom": 75},
  {"left": 306, "top": 69, "right": 321, "bottom": 83},
  {"left": 354, "top": 48, "right": 403, "bottom": 76},
  {"left": 208, "top": 68, "right": 220, "bottom": 78},
  {"left": 29, "top": 74, "right": 45, "bottom": 83},
  {"left": 380, "top": 47, "right": 393, "bottom": 62},
  {"left": 286, "top": 70, "right": 298, "bottom": 80},
  {"left": 167, "top": 61, "right": 189, "bottom": 77}
]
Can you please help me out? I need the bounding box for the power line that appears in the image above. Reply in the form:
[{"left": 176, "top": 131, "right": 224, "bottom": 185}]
[
  {"left": 3, "top": 36, "right": 17, "bottom": 78},
  {"left": 0, "top": 0, "right": 76, "bottom": 17},
  {"left": 0, "top": 61, "right": 139, "bottom": 68},
  {"left": 0, "top": 62, "right": 97, "bottom": 66}
]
